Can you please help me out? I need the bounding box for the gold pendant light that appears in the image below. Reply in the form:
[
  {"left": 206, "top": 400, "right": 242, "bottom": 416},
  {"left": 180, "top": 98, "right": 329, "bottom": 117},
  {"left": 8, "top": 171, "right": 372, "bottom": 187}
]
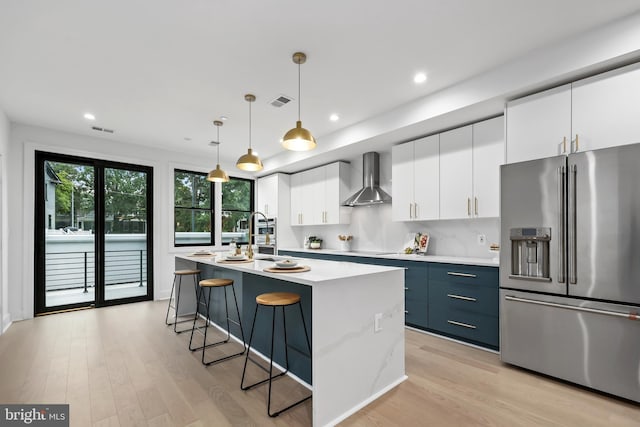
[
  {"left": 282, "top": 52, "right": 316, "bottom": 151},
  {"left": 236, "top": 94, "right": 264, "bottom": 171},
  {"left": 207, "top": 120, "right": 230, "bottom": 182}
]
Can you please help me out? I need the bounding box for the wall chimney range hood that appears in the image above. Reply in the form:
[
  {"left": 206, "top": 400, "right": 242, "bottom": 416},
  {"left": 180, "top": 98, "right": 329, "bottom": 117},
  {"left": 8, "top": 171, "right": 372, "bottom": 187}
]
[{"left": 342, "top": 152, "right": 392, "bottom": 206}]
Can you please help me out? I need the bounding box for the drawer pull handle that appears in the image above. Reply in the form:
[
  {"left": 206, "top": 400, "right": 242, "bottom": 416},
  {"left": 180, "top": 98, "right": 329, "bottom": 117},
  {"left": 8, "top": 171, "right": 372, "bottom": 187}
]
[
  {"left": 447, "top": 272, "right": 477, "bottom": 278},
  {"left": 447, "top": 294, "right": 477, "bottom": 302},
  {"left": 447, "top": 320, "right": 476, "bottom": 329},
  {"left": 404, "top": 287, "right": 409, "bottom": 290},
  {"left": 404, "top": 310, "right": 409, "bottom": 314}
]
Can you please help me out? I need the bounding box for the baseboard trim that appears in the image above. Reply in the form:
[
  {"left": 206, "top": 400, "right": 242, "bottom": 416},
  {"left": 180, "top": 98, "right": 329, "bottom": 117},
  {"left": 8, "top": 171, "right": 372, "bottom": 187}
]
[
  {"left": 324, "top": 375, "right": 408, "bottom": 427},
  {"left": 2, "top": 314, "right": 12, "bottom": 334}
]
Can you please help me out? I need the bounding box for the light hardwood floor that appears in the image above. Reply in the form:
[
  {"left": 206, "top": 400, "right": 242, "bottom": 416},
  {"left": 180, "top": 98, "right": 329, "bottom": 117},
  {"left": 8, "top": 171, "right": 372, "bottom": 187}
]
[{"left": 0, "top": 301, "right": 638, "bottom": 426}]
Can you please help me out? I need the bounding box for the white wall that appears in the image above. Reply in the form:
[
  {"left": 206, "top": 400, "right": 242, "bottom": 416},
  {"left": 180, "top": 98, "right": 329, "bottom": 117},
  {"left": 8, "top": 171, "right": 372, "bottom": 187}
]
[
  {"left": 288, "top": 151, "right": 500, "bottom": 258},
  {"left": 7, "top": 123, "right": 253, "bottom": 321},
  {"left": 0, "top": 109, "right": 9, "bottom": 333}
]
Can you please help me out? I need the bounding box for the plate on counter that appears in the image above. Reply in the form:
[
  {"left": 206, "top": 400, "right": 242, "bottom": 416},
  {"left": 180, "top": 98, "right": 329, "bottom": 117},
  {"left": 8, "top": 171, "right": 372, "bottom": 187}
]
[
  {"left": 226, "top": 254, "right": 247, "bottom": 261},
  {"left": 190, "top": 251, "right": 214, "bottom": 257}
]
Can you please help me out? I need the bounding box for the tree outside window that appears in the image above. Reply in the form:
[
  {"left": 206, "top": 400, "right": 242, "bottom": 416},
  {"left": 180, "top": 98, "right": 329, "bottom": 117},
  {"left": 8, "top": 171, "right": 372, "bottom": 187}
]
[{"left": 221, "top": 178, "right": 254, "bottom": 245}]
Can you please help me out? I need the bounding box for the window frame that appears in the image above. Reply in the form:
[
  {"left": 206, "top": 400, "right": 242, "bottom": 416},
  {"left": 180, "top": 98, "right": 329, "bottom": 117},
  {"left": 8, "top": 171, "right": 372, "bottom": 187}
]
[
  {"left": 221, "top": 176, "right": 255, "bottom": 246},
  {"left": 173, "top": 169, "right": 215, "bottom": 247}
]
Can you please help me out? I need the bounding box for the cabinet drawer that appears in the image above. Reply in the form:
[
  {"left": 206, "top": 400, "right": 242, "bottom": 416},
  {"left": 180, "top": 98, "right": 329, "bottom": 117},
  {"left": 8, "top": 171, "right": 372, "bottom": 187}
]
[
  {"left": 429, "top": 280, "right": 498, "bottom": 316},
  {"left": 428, "top": 307, "right": 498, "bottom": 348},
  {"left": 405, "top": 298, "right": 428, "bottom": 328},
  {"left": 429, "top": 264, "right": 498, "bottom": 287}
]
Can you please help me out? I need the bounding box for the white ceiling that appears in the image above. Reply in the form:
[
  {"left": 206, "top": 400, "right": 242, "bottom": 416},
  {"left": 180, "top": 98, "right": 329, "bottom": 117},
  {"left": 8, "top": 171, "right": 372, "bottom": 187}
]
[{"left": 1, "top": 0, "right": 640, "bottom": 172}]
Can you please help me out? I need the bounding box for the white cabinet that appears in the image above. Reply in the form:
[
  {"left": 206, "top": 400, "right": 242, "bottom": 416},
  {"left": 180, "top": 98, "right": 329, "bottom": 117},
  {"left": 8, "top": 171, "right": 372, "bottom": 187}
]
[
  {"left": 256, "top": 174, "right": 285, "bottom": 218},
  {"left": 290, "top": 162, "right": 350, "bottom": 226},
  {"left": 472, "top": 116, "right": 504, "bottom": 218},
  {"left": 572, "top": 64, "right": 640, "bottom": 152},
  {"left": 323, "top": 162, "right": 350, "bottom": 224},
  {"left": 506, "top": 84, "right": 571, "bottom": 164},
  {"left": 440, "top": 118, "right": 504, "bottom": 219},
  {"left": 290, "top": 172, "right": 304, "bottom": 225},
  {"left": 392, "top": 135, "right": 439, "bottom": 221},
  {"left": 506, "top": 62, "right": 640, "bottom": 163},
  {"left": 439, "top": 125, "right": 473, "bottom": 219}
]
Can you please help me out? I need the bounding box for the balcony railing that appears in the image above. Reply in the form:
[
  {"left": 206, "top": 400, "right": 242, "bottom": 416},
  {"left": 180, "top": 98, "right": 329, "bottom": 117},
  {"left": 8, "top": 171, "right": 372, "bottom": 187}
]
[{"left": 45, "top": 250, "right": 147, "bottom": 292}]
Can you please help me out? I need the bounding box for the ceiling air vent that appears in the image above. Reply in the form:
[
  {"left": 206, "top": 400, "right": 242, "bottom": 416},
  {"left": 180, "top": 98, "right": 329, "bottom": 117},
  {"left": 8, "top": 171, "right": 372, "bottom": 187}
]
[
  {"left": 91, "top": 126, "right": 115, "bottom": 134},
  {"left": 270, "top": 94, "right": 293, "bottom": 108}
]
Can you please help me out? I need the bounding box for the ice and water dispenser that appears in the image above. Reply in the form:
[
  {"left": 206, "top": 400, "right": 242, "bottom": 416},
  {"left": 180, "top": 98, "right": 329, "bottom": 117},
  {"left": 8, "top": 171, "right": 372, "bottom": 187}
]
[{"left": 509, "top": 227, "right": 551, "bottom": 281}]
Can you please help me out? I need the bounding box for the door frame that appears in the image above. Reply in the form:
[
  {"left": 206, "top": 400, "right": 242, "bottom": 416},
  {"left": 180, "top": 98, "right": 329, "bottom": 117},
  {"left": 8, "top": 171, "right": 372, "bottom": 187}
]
[{"left": 34, "top": 151, "right": 154, "bottom": 314}]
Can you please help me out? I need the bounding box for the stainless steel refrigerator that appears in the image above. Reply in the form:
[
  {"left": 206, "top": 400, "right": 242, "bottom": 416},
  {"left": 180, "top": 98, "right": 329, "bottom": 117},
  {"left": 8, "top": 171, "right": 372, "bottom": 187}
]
[{"left": 499, "top": 143, "right": 640, "bottom": 403}]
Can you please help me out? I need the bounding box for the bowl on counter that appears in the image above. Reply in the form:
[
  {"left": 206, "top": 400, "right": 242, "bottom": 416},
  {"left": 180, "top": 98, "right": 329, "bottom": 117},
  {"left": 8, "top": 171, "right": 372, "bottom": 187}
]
[{"left": 275, "top": 259, "right": 298, "bottom": 268}]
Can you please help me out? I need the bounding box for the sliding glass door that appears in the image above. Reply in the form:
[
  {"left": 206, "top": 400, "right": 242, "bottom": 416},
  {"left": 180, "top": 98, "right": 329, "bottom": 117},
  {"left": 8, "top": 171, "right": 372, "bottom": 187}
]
[{"left": 35, "top": 152, "right": 153, "bottom": 314}]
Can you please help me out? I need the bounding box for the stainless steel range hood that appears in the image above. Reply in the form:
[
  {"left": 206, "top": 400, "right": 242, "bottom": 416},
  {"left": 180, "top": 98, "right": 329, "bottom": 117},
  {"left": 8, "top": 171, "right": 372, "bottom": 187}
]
[{"left": 342, "top": 152, "right": 392, "bottom": 206}]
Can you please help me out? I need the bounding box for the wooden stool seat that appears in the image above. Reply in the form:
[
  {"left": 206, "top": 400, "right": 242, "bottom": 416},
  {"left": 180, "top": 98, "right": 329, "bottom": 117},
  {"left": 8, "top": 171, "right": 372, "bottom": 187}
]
[
  {"left": 175, "top": 269, "right": 201, "bottom": 276},
  {"left": 199, "top": 278, "right": 234, "bottom": 288},
  {"left": 256, "top": 292, "right": 301, "bottom": 306}
]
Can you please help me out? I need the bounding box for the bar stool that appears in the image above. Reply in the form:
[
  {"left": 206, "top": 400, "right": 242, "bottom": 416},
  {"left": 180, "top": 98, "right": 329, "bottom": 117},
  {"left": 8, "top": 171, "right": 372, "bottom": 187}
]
[
  {"left": 189, "top": 278, "right": 246, "bottom": 365},
  {"left": 240, "top": 292, "right": 312, "bottom": 417},
  {"left": 165, "top": 269, "right": 201, "bottom": 333}
]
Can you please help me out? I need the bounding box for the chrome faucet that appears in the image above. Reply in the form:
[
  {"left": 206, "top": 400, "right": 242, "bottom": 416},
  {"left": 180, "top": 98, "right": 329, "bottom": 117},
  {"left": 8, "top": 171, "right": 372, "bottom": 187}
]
[{"left": 246, "top": 211, "right": 270, "bottom": 259}]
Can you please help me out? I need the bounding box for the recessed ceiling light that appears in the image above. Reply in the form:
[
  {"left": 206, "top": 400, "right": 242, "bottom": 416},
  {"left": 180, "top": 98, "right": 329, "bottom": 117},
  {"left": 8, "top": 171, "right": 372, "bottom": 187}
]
[
  {"left": 330, "top": 114, "right": 339, "bottom": 121},
  {"left": 413, "top": 72, "right": 427, "bottom": 84},
  {"left": 220, "top": 116, "right": 228, "bottom": 121},
  {"left": 83, "top": 113, "right": 96, "bottom": 120},
  {"left": 184, "top": 137, "right": 192, "bottom": 141}
]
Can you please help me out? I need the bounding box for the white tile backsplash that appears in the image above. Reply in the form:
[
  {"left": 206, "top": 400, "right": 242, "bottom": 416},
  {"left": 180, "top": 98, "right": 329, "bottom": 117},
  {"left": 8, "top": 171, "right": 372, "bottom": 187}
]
[{"left": 292, "top": 204, "right": 499, "bottom": 258}]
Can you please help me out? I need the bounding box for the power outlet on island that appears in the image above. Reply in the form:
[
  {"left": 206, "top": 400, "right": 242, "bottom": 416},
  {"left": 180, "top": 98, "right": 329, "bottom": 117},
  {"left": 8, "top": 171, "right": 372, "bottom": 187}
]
[
  {"left": 477, "top": 234, "right": 486, "bottom": 246},
  {"left": 374, "top": 313, "right": 383, "bottom": 333}
]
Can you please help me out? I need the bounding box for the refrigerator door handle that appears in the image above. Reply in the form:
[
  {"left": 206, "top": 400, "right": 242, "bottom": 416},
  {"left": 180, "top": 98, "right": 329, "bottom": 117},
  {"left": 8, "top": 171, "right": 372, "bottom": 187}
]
[
  {"left": 557, "top": 166, "right": 566, "bottom": 284},
  {"left": 568, "top": 164, "right": 577, "bottom": 284},
  {"left": 504, "top": 295, "right": 640, "bottom": 321}
]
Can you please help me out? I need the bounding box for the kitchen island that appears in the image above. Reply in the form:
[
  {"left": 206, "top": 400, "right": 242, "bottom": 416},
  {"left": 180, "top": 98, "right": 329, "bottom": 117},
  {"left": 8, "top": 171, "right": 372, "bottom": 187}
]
[{"left": 175, "top": 254, "right": 406, "bottom": 427}]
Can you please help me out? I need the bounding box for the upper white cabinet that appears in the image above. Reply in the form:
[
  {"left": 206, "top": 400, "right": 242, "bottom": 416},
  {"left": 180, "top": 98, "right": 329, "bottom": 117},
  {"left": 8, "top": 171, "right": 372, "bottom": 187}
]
[
  {"left": 392, "top": 135, "right": 439, "bottom": 222},
  {"left": 290, "top": 162, "right": 350, "bottom": 226},
  {"left": 506, "top": 84, "right": 571, "bottom": 163},
  {"left": 472, "top": 116, "right": 504, "bottom": 218},
  {"left": 439, "top": 117, "right": 504, "bottom": 219},
  {"left": 572, "top": 64, "right": 640, "bottom": 152},
  {"left": 439, "top": 125, "right": 473, "bottom": 219},
  {"left": 256, "top": 173, "right": 290, "bottom": 218},
  {"left": 393, "top": 116, "right": 504, "bottom": 221},
  {"left": 506, "top": 62, "right": 640, "bottom": 163}
]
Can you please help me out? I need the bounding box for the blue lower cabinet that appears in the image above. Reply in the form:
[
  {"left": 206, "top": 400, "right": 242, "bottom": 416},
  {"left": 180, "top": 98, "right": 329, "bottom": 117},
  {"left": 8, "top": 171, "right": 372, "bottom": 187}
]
[
  {"left": 405, "top": 298, "right": 428, "bottom": 328},
  {"left": 278, "top": 251, "right": 499, "bottom": 349},
  {"left": 428, "top": 264, "right": 499, "bottom": 349}
]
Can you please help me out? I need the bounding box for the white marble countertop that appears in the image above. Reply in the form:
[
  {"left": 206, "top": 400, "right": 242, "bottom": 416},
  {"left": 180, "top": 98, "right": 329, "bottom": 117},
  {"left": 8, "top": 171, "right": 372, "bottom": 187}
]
[
  {"left": 176, "top": 253, "right": 404, "bottom": 286},
  {"left": 278, "top": 247, "right": 500, "bottom": 267}
]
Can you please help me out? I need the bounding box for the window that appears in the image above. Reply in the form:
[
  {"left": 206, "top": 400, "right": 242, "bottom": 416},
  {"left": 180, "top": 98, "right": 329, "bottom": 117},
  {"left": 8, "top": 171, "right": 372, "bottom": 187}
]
[
  {"left": 221, "top": 177, "right": 254, "bottom": 246},
  {"left": 174, "top": 170, "right": 213, "bottom": 246}
]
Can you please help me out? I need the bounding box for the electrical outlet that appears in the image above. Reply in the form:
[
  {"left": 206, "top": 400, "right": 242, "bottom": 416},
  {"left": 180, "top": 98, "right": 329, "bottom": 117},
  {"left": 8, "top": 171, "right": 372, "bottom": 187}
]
[
  {"left": 374, "top": 313, "right": 383, "bottom": 333},
  {"left": 477, "top": 234, "right": 486, "bottom": 245}
]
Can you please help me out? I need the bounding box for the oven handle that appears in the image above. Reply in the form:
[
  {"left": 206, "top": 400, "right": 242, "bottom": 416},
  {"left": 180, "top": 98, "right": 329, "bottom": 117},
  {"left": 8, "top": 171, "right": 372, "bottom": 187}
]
[{"left": 504, "top": 295, "right": 639, "bottom": 321}]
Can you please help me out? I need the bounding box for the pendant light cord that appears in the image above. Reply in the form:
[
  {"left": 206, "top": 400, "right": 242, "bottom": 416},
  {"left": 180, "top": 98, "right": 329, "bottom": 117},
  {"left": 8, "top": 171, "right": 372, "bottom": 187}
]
[
  {"left": 216, "top": 126, "right": 221, "bottom": 163},
  {"left": 298, "top": 61, "right": 301, "bottom": 121},
  {"left": 248, "top": 99, "right": 252, "bottom": 149}
]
